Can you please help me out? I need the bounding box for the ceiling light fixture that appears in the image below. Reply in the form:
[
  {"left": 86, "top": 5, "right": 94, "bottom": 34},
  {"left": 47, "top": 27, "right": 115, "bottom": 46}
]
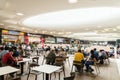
[
  {"left": 35, "top": 30, "right": 38, "bottom": 33},
  {"left": 66, "top": 32, "right": 72, "bottom": 34},
  {"left": 101, "top": 30, "right": 105, "bottom": 33},
  {"left": 97, "top": 26, "right": 102, "bottom": 28},
  {"left": 104, "top": 29, "right": 109, "bottom": 31},
  {"left": 58, "top": 32, "right": 64, "bottom": 34},
  {"left": 116, "top": 26, "right": 120, "bottom": 29},
  {"left": 42, "top": 31, "right": 47, "bottom": 33},
  {"left": 22, "top": 27, "right": 25, "bottom": 30},
  {"left": 16, "top": 13, "right": 24, "bottom": 16},
  {"left": 113, "top": 29, "right": 117, "bottom": 31},
  {"left": 0, "top": 23, "right": 4, "bottom": 25},
  {"left": 68, "top": 0, "right": 77, "bottom": 3}
]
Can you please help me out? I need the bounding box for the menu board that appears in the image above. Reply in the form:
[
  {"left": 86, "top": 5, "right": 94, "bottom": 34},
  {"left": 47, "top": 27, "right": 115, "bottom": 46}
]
[
  {"left": 45, "top": 37, "right": 55, "bottom": 43},
  {"left": 57, "top": 38, "right": 64, "bottom": 43},
  {"left": 2, "top": 30, "right": 24, "bottom": 36},
  {"left": 8, "top": 31, "right": 19, "bottom": 35}
]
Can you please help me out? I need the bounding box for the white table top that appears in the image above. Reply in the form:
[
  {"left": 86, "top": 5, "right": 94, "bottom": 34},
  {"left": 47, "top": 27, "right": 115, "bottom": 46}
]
[
  {"left": 17, "top": 58, "right": 31, "bottom": 63},
  {"left": 0, "top": 66, "right": 19, "bottom": 76},
  {"left": 32, "top": 64, "right": 61, "bottom": 74}
]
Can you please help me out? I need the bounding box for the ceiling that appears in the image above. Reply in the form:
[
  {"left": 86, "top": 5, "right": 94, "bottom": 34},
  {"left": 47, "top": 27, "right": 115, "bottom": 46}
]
[{"left": 0, "top": 0, "right": 120, "bottom": 41}]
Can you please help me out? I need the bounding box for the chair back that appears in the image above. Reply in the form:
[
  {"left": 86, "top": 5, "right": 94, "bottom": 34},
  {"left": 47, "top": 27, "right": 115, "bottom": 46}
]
[
  {"left": 64, "top": 72, "right": 75, "bottom": 80},
  {"left": 32, "top": 57, "right": 39, "bottom": 63},
  {"left": 73, "top": 60, "right": 83, "bottom": 66},
  {"left": 29, "top": 62, "right": 39, "bottom": 67},
  {"left": 54, "top": 56, "right": 64, "bottom": 66}
]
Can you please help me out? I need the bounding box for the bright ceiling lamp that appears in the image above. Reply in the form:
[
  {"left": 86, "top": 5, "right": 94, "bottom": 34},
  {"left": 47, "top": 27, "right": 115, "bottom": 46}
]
[
  {"left": 73, "top": 32, "right": 97, "bottom": 35},
  {"left": 16, "top": 13, "right": 24, "bottom": 16},
  {"left": 69, "top": 32, "right": 119, "bottom": 38},
  {"left": 79, "top": 37, "right": 117, "bottom": 41},
  {"left": 68, "top": 0, "right": 77, "bottom": 3},
  {"left": 22, "top": 7, "right": 120, "bottom": 29}
]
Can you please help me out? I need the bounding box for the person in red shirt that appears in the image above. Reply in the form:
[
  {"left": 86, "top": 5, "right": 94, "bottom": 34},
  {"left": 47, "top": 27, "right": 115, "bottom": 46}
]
[{"left": 2, "top": 48, "right": 17, "bottom": 67}]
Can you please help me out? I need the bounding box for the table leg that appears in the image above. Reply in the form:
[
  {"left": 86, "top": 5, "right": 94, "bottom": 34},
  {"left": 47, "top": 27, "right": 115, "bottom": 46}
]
[
  {"left": 46, "top": 74, "right": 49, "bottom": 80},
  {"left": 43, "top": 73, "right": 44, "bottom": 80},
  {"left": 59, "top": 72, "right": 60, "bottom": 80},
  {"left": 0, "top": 75, "right": 4, "bottom": 80},
  {"left": 20, "top": 62, "right": 24, "bottom": 75}
]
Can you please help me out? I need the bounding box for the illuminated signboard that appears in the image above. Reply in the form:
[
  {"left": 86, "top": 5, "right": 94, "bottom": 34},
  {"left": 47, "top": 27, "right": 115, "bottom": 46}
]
[
  {"left": 2, "top": 30, "right": 8, "bottom": 34},
  {"left": 19, "top": 32, "right": 24, "bottom": 36}
]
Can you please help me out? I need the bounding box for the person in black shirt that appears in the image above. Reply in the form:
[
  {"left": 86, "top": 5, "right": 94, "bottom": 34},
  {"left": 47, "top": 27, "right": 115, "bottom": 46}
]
[{"left": 85, "top": 50, "right": 97, "bottom": 72}]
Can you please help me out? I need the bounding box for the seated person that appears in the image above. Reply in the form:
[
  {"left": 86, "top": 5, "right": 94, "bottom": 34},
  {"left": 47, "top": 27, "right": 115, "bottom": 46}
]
[
  {"left": 0, "top": 47, "right": 9, "bottom": 62},
  {"left": 74, "top": 49, "right": 84, "bottom": 72},
  {"left": 85, "top": 50, "right": 97, "bottom": 72},
  {"left": 81, "top": 50, "right": 88, "bottom": 58},
  {"left": 59, "top": 48, "right": 67, "bottom": 57},
  {"left": 93, "top": 48, "right": 99, "bottom": 61},
  {"left": 2, "top": 48, "right": 17, "bottom": 67},
  {"left": 2, "top": 48, "right": 20, "bottom": 77},
  {"left": 13, "top": 47, "right": 19, "bottom": 56},
  {"left": 46, "top": 50, "right": 56, "bottom": 65},
  {"left": 99, "top": 50, "right": 107, "bottom": 64}
]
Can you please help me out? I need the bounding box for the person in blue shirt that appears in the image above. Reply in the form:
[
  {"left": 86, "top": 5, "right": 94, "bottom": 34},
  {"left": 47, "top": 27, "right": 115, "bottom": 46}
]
[
  {"left": 12, "top": 46, "right": 20, "bottom": 58},
  {"left": 93, "top": 48, "right": 99, "bottom": 61}
]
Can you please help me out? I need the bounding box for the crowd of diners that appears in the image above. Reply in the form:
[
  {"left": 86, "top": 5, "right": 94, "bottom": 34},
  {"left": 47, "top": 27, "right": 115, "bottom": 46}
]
[{"left": 0, "top": 42, "right": 115, "bottom": 80}]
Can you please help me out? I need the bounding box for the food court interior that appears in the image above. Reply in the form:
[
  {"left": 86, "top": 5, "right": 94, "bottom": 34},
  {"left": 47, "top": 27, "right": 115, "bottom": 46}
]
[{"left": 0, "top": 0, "right": 120, "bottom": 80}]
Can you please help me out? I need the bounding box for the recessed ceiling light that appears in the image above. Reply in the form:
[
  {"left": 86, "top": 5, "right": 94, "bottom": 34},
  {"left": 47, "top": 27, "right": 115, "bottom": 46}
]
[
  {"left": 50, "top": 32, "right": 55, "bottom": 34},
  {"left": 97, "top": 26, "right": 102, "bottom": 28},
  {"left": 58, "top": 32, "right": 64, "bottom": 34},
  {"left": 113, "top": 29, "right": 117, "bottom": 31},
  {"left": 22, "top": 27, "right": 25, "bottom": 29},
  {"left": 116, "top": 26, "right": 120, "bottom": 29},
  {"left": 50, "top": 32, "right": 53, "bottom": 34},
  {"left": 66, "top": 32, "right": 72, "bottom": 34},
  {"left": 35, "top": 30, "right": 38, "bottom": 33},
  {"left": 16, "top": 13, "right": 24, "bottom": 16},
  {"left": 68, "top": 0, "right": 77, "bottom": 3},
  {"left": 42, "top": 31, "right": 47, "bottom": 33},
  {"left": 101, "top": 30, "right": 105, "bottom": 32},
  {"left": 104, "top": 29, "right": 109, "bottom": 31},
  {"left": 0, "top": 23, "right": 4, "bottom": 25}
]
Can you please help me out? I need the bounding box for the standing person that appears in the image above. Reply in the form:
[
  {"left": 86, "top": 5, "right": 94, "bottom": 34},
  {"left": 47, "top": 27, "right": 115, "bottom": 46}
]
[{"left": 73, "top": 49, "right": 84, "bottom": 72}]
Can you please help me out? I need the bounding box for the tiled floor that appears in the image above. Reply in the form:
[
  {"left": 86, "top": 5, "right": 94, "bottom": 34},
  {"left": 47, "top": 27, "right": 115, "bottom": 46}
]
[{"left": 6, "top": 53, "right": 120, "bottom": 80}]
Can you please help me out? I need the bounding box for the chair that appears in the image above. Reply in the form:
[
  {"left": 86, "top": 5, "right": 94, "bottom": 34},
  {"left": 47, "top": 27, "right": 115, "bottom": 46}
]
[
  {"left": 27, "top": 62, "right": 42, "bottom": 80},
  {"left": 93, "top": 61, "right": 100, "bottom": 75},
  {"left": 32, "top": 56, "right": 39, "bottom": 64},
  {"left": 104, "top": 53, "right": 110, "bottom": 64},
  {"left": 71, "top": 60, "right": 84, "bottom": 73},
  {"left": 5, "top": 72, "right": 21, "bottom": 80},
  {"left": 64, "top": 72, "right": 75, "bottom": 80},
  {"left": 12, "top": 77, "right": 21, "bottom": 80},
  {"left": 42, "top": 55, "right": 46, "bottom": 65},
  {"left": 64, "top": 56, "right": 70, "bottom": 66},
  {"left": 54, "top": 56, "right": 65, "bottom": 80}
]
